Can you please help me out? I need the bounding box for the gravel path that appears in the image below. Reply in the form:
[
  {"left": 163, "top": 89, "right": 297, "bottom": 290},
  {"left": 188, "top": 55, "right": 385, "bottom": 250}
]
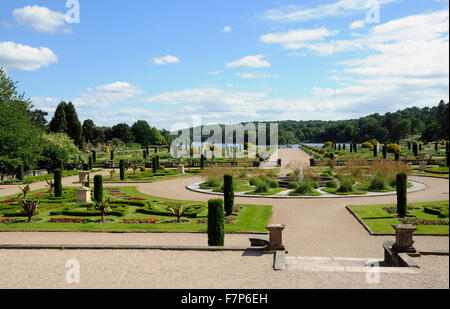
[{"left": 0, "top": 250, "right": 447, "bottom": 289}]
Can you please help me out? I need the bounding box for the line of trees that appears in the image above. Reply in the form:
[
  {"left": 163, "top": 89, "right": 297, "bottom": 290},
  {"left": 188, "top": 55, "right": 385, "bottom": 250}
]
[{"left": 276, "top": 101, "right": 448, "bottom": 144}]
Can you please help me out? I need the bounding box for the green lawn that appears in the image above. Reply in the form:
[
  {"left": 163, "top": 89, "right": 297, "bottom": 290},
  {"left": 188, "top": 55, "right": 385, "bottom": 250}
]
[
  {"left": 0, "top": 186, "right": 272, "bottom": 232},
  {"left": 348, "top": 200, "right": 449, "bottom": 235}
]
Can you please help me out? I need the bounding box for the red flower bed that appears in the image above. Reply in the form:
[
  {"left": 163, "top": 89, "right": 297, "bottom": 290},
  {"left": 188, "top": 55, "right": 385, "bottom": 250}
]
[
  {"left": 121, "top": 218, "right": 159, "bottom": 224},
  {"left": 127, "top": 197, "right": 146, "bottom": 201},
  {"left": 49, "top": 218, "right": 90, "bottom": 224},
  {"left": 0, "top": 218, "right": 16, "bottom": 224},
  {"left": 31, "top": 193, "right": 47, "bottom": 197},
  {"left": 0, "top": 199, "right": 18, "bottom": 204}
]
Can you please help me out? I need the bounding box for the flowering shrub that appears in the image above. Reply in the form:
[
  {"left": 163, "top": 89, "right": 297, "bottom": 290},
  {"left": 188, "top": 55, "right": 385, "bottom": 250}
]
[
  {"left": 49, "top": 218, "right": 90, "bottom": 223},
  {"left": 387, "top": 143, "right": 401, "bottom": 153},
  {"left": 361, "top": 142, "right": 374, "bottom": 149},
  {"left": 127, "top": 197, "right": 146, "bottom": 201},
  {"left": 121, "top": 218, "right": 159, "bottom": 224},
  {"left": 323, "top": 141, "right": 333, "bottom": 148}
]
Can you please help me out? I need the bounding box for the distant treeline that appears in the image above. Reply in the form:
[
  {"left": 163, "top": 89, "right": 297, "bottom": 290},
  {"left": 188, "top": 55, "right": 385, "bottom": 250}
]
[
  {"left": 176, "top": 101, "right": 448, "bottom": 145},
  {"left": 276, "top": 101, "right": 448, "bottom": 144}
]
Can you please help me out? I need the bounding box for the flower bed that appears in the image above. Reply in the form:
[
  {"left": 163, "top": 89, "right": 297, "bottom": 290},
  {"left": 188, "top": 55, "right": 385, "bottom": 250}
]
[
  {"left": 49, "top": 218, "right": 90, "bottom": 224},
  {"left": 0, "top": 218, "right": 17, "bottom": 224},
  {"left": 121, "top": 218, "right": 159, "bottom": 224}
]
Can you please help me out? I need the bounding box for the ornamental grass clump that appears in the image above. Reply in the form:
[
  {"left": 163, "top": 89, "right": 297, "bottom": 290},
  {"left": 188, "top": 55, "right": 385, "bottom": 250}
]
[
  {"left": 368, "top": 173, "right": 389, "bottom": 191},
  {"left": 288, "top": 182, "right": 299, "bottom": 190},
  {"left": 295, "top": 181, "right": 315, "bottom": 194},
  {"left": 254, "top": 180, "right": 269, "bottom": 193},
  {"left": 326, "top": 180, "right": 338, "bottom": 188},
  {"left": 337, "top": 176, "right": 355, "bottom": 193},
  {"left": 268, "top": 180, "right": 279, "bottom": 188}
]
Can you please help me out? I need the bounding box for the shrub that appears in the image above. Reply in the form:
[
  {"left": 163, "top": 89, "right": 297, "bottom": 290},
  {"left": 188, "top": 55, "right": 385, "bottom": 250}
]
[
  {"left": 387, "top": 143, "right": 401, "bottom": 153},
  {"left": 94, "top": 175, "right": 103, "bottom": 203},
  {"left": 140, "top": 167, "right": 146, "bottom": 172},
  {"left": 207, "top": 199, "right": 225, "bottom": 246},
  {"left": 326, "top": 180, "right": 338, "bottom": 188},
  {"left": 54, "top": 169, "right": 62, "bottom": 197},
  {"left": 396, "top": 172, "right": 408, "bottom": 218},
  {"left": 88, "top": 156, "right": 93, "bottom": 170},
  {"left": 320, "top": 172, "right": 330, "bottom": 177},
  {"left": 368, "top": 174, "right": 389, "bottom": 191},
  {"left": 254, "top": 180, "right": 269, "bottom": 193},
  {"left": 92, "top": 150, "right": 96, "bottom": 163},
  {"left": 288, "top": 182, "right": 299, "bottom": 190},
  {"left": 268, "top": 180, "right": 279, "bottom": 188},
  {"left": 152, "top": 157, "right": 157, "bottom": 173},
  {"left": 223, "top": 174, "right": 234, "bottom": 216},
  {"left": 361, "top": 142, "right": 374, "bottom": 149},
  {"left": 337, "top": 176, "right": 355, "bottom": 193},
  {"left": 323, "top": 141, "right": 333, "bottom": 148},
  {"left": 17, "top": 163, "right": 24, "bottom": 181},
  {"left": 119, "top": 160, "right": 125, "bottom": 180},
  {"left": 312, "top": 181, "right": 319, "bottom": 189},
  {"left": 295, "top": 181, "right": 314, "bottom": 194}
]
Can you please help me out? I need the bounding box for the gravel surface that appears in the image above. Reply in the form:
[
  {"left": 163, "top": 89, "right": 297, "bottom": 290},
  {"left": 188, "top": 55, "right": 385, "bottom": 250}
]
[{"left": 0, "top": 250, "right": 447, "bottom": 289}]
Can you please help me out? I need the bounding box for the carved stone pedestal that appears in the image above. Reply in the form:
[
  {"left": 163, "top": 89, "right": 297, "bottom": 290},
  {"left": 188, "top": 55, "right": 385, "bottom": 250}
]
[
  {"left": 76, "top": 187, "right": 91, "bottom": 203},
  {"left": 266, "top": 224, "right": 286, "bottom": 251}
]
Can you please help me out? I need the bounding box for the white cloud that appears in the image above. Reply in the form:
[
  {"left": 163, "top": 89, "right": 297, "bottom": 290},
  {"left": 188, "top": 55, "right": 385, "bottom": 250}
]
[
  {"left": 223, "top": 26, "right": 232, "bottom": 32},
  {"left": 261, "top": 0, "right": 397, "bottom": 23},
  {"left": 235, "top": 72, "right": 279, "bottom": 79},
  {"left": 226, "top": 55, "right": 270, "bottom": 68},
  {"left": 153, "top": 55, "right": 180, "bottom": 65},
  {"left": 0, "top": 41, "right": 58, "bottom": 71},
  {"left": 13, "top": 5, "right": 70, "bottom": 33},
  {"left": 261, "top": 27, "right": 339, "bottom": 49},
  {"left": 350, "top": 20, "right": 365, "bottom": 29}
]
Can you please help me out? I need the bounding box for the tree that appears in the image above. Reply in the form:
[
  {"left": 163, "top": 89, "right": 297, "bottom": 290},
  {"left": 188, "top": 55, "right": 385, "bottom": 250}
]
[
  {"left": 30, "top": 109, "right": 48, "bottom": 129},
  {"left": 111, "top": 123, "right": 134, "bottom": 144},
  {"left": 131, "top": 120, "right": 153, "bottom": 147},
  {"left": 65, "top": 102, "right": 83, "bottom": 149},
  {"left": 422, "top": 122, "right": 440, "bottom": 142},
  {"left": 39, "top": 133, "right": 86, "bottom": 170},
  {"left": 49, "top": 102, "right": 68, "bottom": 133},
  {"left": 391, "top": 119, "right": 411, "bottom": 141},
  {"left": 150, "top": 126, "right": 163, "bottom": 145},
  {"left": 82, "top": 119, "right": 96, "bottom": 144},
  {"left": 0, "top": 67, "right": 43, "bottom": 176},
  {"left": 436, "top": 100, "right": 449, "bottom": 140}
]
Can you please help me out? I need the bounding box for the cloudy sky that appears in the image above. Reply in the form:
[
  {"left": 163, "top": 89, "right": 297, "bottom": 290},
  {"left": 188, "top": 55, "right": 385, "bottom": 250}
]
[{"left": 0, "top": 0, "right": 448, "bottom": 130}]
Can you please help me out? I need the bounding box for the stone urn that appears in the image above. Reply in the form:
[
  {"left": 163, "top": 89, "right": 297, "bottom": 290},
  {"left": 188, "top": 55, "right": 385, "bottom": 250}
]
[{"left": 78, "top": 171, "right": 90, "bottom": 186}]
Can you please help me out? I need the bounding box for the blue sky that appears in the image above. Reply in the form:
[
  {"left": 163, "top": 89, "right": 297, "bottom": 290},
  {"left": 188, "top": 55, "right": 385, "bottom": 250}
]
[{"left": 0, "top": 0, "right": 448, "bottom": 130}]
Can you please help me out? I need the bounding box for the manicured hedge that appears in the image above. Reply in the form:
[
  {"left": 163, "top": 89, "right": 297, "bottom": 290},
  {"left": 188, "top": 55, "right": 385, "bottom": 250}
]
[{"left": 208, "top": 199, "right": 225, "bottom": 246}]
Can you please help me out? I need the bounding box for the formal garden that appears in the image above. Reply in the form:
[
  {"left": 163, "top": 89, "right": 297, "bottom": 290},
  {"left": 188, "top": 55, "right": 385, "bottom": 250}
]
[
  {"left": 195, "top": 159, "right": 420, "bottom": 197},
  {"left": 0, "top": 183, "right": 271, "bottom": 233}
]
